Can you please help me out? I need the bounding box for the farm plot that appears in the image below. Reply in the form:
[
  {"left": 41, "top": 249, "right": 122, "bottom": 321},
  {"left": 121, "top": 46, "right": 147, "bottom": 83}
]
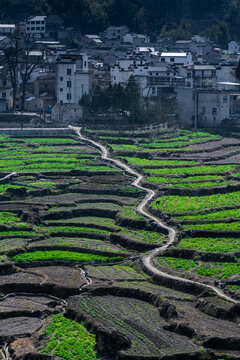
[
  {"left": 40, "top": 315, "right": 98, "bottom": 360},
  {"left": 12, "top": 250, "right": 124, "bottom": 263},
  {"left": 2, "top": 129, "right": 240, "bottom": 357},
  {"left": 152, "top": 191, "right": 240, "bottom": 214},
  {"left": 0, "top": 136, "right": 114, "bottom": 173},
  {"left": 143, "top": 165, "right": 235, "bottom": 176},
  {"left": 157, "top": 256, "right": 240, "bottom": 281},
  {"left": 118, "top": 229, "right": 165, "bottom": 244},
  {"left": 85, "top": 264, "right": 146, "bottom": 280},
  {"left": 78, "top": 295, "right": 199, "bottom": 357},
  {"left": 177, "top": 237, "right": 240, "bottom": 253},
  {"left": 28, "top": 237, "right": 128, "bottom": 254},
  {"left": 93, "top": 128, "right": 240, "bottom": 301}
]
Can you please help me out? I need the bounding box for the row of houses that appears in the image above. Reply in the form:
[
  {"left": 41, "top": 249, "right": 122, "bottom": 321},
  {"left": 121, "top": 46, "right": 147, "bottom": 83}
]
[{"left": 1, "top": 17, "right": 240, "bottom": 127}]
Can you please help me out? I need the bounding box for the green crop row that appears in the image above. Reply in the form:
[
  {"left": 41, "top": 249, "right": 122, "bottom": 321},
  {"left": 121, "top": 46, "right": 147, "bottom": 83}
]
[
  {"left": 1, "top": 154, "right": 89, "bottom": 160},
  {"left": 12, "top": 250, "right": 124, "bottom": 263},
  {"left": 120, "top": 229, "right": 164, "bottom": 244},
  {"left": 158, "top": 256, "right": 240, "bottom": 280},
  {"left": 39, "top": 225, "right": 109, "bottom": 234},
  {"left": 0, "top": 184, "right": 33, "bottom": 194},
  {"left": 175, "top": 208, "right": 240, "bottom": 221},
  {"left": 227, "top": 284, "right": 240, "bottom": 295},
  {"left": 146, "top": 175, "right": 224, "bottom": 184},
  {"left": 42, "top": 315, "right": 97, "bottom": 360},
  {"left": 0, "top": 164, "right": 115, "bottom": 172},
  {"left": 0, "top": 212, "right": 22, "bottom": 225},
  {"left": 120, "top": 157, "right": 198, "bottom": 166},
  {"left": 152, "top": 191, "right": 240, "bottom": 214},
  {"left": 143, "top": 165, "right": 235, "bottom": 176},
  {"left": 13, "top": 137, "right": 77, "bottom": 144},
  {"left": 196, "top": 262, "right": 240, "bottom": 279},
  {"left": 177, "top": 237, "right": 240, "bottom": 253},
  {"left": 166, "top": 181, "right": 236, "bottom": 189},
  {"left": 140, "top": 141, "right": 191, "bottom": 148},
  {"left": 158, "top": 256, "right": 197, "bottom": 271},
  {"left": 184, "top": 222, "right": 240, "bottom": 231},
  {"left": 121, "top": 205, "right": 146, "bottom": 220}
]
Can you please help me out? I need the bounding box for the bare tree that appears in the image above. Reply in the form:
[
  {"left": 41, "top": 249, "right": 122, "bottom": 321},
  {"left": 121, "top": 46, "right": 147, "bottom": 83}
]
[
  {"left": 0, "top": 33, "right": 21, "bottom": 111},
  {"left": 18, "top": 36, "right": 43, "bottom": 111},
  {"left": 0, "top": 30, "right": 43, "bottom": 111}
]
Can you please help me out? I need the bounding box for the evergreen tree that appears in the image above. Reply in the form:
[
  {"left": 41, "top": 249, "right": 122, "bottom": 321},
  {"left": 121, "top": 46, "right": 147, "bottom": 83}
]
[
  {"left": 112, "top": 83, "right": 125, "bottom": 113},
  {"left": 125, "top": 75, "right": 140, "bottom": 111}
]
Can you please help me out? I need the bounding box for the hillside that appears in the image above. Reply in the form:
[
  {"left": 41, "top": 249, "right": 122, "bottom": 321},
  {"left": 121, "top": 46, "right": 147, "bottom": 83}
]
[{"left": 0, "top": 0, "right": 239, "bottom": 41}]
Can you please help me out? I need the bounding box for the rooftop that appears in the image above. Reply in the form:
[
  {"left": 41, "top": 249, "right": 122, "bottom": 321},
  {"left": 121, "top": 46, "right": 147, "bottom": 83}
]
[
  {"left": 193, "top": 65, "right": 216, "bottom": 70},
  {"left": 28, "top": 16, "right": 47, "bottom": 22},
  {"left": 0, "top": 24, "right": 15, "bottom": 28},
  {"left": 175, "top": 40, "right": 192, "bottom": 44},
  {"left": 107, "top": 26, "right": 128, "bottom": 30},
  {"left": 86, "top": 35, "right": 100, "bottom": 39},
  {"left": 161, "top": 52, "right": 187, "bottom": 57}
]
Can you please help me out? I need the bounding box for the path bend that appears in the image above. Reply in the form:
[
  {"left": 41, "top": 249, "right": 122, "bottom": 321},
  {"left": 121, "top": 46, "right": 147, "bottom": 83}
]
[{"left": 70, "top": 126, "right": 240, "bottom": 305}]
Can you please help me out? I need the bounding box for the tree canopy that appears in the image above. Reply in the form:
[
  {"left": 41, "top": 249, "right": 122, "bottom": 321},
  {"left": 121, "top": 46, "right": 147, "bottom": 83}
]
[{"left": 0, "top": 0, "right": 239, "bottom": 44}]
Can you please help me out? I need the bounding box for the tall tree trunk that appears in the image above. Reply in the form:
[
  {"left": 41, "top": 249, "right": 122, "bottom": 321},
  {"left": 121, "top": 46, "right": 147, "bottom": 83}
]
[{"left": 21, "top": 80, "right": 26, "bottom": 111}]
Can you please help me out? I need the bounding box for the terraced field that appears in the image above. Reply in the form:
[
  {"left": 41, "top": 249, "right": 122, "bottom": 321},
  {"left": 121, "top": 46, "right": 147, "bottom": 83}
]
[{"left": 0, "top": 130, "right": 240, "bottom": 360}]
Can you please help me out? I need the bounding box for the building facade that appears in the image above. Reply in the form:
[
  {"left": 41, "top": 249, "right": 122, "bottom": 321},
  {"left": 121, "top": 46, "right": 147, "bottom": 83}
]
[{"left": 56, "top": 54, "right": 92, "bottom": 104}]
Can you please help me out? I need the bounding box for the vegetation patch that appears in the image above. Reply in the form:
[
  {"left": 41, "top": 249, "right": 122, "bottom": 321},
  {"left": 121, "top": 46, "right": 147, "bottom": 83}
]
[
  {"left": 152, "top": 191, "right": 240, "bottom": 214},
  {"left": 177, "top": 237, "right": 240, "bottom": 253},
  {"left": 164, "top": 181, "right": 236, "bottom": 189},
  {"left": 144, "top": 165, "right": 235, "bottom": 176},
  {"left": 86, "top": 265, "right": 145, "bottom": 280},
  {"left": 121, "top": 157, "right": 198, "bottom": 166},
  {"left": 158, "top": 257, "right": 197, "bottom": 271},
  {"left": 175, "top": 208, "right": 240, "bottom": 221},
  {"left": 120, "top": 229, "right": 164, "bottom": 244},
  {"left": 146, "top": 175, "right": 225, "bottom": 184},
  {"left": 196, "top": 262, "right": 240, "bottom": 279},
  {"left": 12, "top": 250, "right": 124, "bottom": 263},
  {"left": 184, "top": 222, "right": 240, "bottom": 231},
  {"left": 41, "top": 315, "right": 97, "bottom": 360}
]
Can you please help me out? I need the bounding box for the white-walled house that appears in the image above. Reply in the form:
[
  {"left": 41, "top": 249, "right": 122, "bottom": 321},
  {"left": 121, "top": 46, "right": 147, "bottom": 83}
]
[
  {"left": 105, "top": 26, "right": 129, "bottom": 41},
  {"left": 56, "top": 54, "right": 92, "bottom": 105},
  {"left": 111, "top": 58, "right": 183, "bottom": 97},
  {"left": 0, "top": 24, "right": 15, "bottom": 35},
  {"left": 160, "top": 52, "right": 193, "bottom": 66},
  {"left": 123, "top": 33, "right": 150, "bottom": 46},
  {"left": 176, "top": 88, "right": 237, "bottom": 127},
  {"left": 183, "top": 65, "right": 217, "bottom": 89},
  {"left": 26, "top": 16, "right": 47, "bottom": 38}
]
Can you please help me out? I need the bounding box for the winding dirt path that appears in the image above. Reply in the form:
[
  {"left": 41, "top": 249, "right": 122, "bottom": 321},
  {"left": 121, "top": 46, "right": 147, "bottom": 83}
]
[
  {"left": 0, "top": 172, "right": 17, "bottom": 182},
  {"left": 70, "top": 126, "right": 239, "bottom": 305}
]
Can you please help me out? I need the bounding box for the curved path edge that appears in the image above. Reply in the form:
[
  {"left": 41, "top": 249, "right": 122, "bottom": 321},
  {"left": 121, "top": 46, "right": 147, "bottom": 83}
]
[
  {"left": 0, "top": 172, "right": 17, "bottom": 182},
  {"left": 70, "top": 126, "right": 239, "bottom": 305}
]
